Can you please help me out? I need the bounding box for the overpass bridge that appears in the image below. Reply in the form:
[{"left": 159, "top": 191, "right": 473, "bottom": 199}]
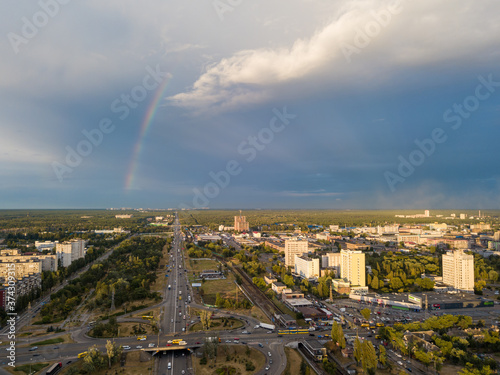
[{"left": 142, "top": 343, "right": 202, "bottom": 354}]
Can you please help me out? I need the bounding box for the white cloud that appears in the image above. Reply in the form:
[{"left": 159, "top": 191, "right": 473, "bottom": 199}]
[{"left": 169, "top": 0, "right": 500, "bottom": 112}]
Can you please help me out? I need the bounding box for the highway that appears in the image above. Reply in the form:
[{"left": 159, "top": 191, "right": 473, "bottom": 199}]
[{"left": 158, "top": 212, "right": 190, "bottom": 375}]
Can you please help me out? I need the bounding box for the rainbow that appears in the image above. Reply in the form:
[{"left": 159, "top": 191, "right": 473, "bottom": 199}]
[{"left": 124, "top": 77, "right": 171, "bottom": 190}]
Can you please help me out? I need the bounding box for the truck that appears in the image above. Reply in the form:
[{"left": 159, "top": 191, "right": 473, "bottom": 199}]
[{"left": 259, "top": 323, "right": 276, "bottom": 330}]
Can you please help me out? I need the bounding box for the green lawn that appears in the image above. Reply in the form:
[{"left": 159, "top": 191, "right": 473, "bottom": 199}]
[
  {"left": 13, "top": 362, "right": 49, "bottom": 374},
  {"left": 187, "top": 258, "right": 219, "bottom": 273},
  {"left": 201, "top": 273, "right": 245, "bottom": 305},
  {"left": 189, "top": 318, "right": 244, "bottom": 332},
  {"left": 30, "top": 337, "right": 64, "bottom": 346}
]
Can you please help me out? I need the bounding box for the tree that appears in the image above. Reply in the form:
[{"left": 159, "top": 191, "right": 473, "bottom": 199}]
[
  {"left": 331, "top": 321, "right": 346, "bottom": 349},
  {"left": 354, "top": 337, "right": 362, "bottom": 364},
  {"left": 106, "top": 340, "right": 122, "bottom": 368},
  {"left": 300, "top": 359, "right": 307, "bottom": 375},
  {"left": 200, "top": 310, "right": 212, "bottom": 330},
  {"left": 361, "top": 341, "right": 378, "bottom": 375},
  {"left": 360, "top": 308, "right": 371, "bottom": 321},
  {"left": 84, "top": 345, "right": 105, "bottom": 372},
  {"left": 370, "top": 275, "right": 379, "bottom": 290},
  {"left": 379, "top": 345, "right": 387, "bottom": 367}
]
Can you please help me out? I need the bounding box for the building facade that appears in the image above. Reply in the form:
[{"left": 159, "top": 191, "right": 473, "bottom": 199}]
[
  {"left": 284, "top": 239, "right": 308, "bottom": 267},
  {"left": 294, "top": 255, "right": 320, "bottom": 279},
  {"left": 442, "top": 250, "right": 474, "bottom": 293},
  {"left": 340, "top": 249, "right": 366, "bottom": 287},
  {"left": 234, "top": 212, "right": 249, "bottom": 232}
]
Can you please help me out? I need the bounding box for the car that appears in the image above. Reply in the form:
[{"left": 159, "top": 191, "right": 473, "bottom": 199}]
[
  {"left": 53, "top": 346, "right": 59, "bottom": 349},
  {"left": 270, "top": 359, "right": 272, "bottom": 364},
  {"left": 181, "top": 371, "right": 185, "bottom": 374},
  {"left": 166, "top": 344, "right": 172, "bottom": 346},
  {"left": 265, "top": 366, "right": 270, "bottom": 370},
  {"left": 397, "top": 361, "right": 403, "bottom": 366},
  {"left": 242, "top": 330, "right": 248, "bottom": 334},
  {"left": 267, "top": 331, "right": 273, "bottom": 334},
  {"left": 226, "top": 340, "right": 231, "bottom": 343},
  {"left": 33, "top": 353, "right": 40, "bottom": 356},
  {"left": 258, "top": 343, "right": 264, "bottom": 348},
  {"left": 123, "top": 345, "right": 131, "bottom": 350},
  {"left": 148, "top": 343, "right": 155, "bottom": 348},
  {"left": 309, "top": 333, "right": 315, "bottom": 336},
  {"left": 136, "top": 345, "right": 143, "bottom": 349},
  {"left": 268, "top": 352, "right": 272, "bottom": 357},
  {"left": 29, "top": 346, "right": 38, "bottom": 351}
]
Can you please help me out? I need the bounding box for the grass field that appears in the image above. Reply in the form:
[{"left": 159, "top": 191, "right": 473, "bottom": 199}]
[
  {"left": 187, "top": 258, "right": 219, "bottom": 273},
  {"left": 283, "top": 347, "right": 313, "bottom": 375},
  {"left": 189, "top": 317, "right": 244, "bottom": 332},
  {"left": 10, "top": 362, "right": 49, "bottom": 375},
  {"left": 200, "top": 273, "right": 246, "bottom": 306},
  {"left": 193, "top": 344, "right": 266, "bottom": 375},
  {"left": 59, "top": 350, "right": 152, "bottom": 375},
  {"left": 30, "top": 337, "right": 64, "bottom": 346}
]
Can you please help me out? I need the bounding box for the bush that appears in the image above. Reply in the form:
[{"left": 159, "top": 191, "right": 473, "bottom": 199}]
[{"left": 200, "top": 356, "right": 207, "bottom": 365}]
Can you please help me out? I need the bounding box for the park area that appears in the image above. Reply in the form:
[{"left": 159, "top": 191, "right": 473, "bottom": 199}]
[{"left": 193, "top": 344, "right": 266, "bottom": 375}]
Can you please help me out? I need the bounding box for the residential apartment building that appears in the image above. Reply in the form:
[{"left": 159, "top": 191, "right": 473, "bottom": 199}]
[
  {"left": 234, "top": 212, "right": 249, "bottom": 232},
  {"left": 56, "top": 239, "right": 87, "bottom": 267},
  {"left": 321, "top": 252, "right": 341, "bottom": 276},
  {"left": 34, "top": 241, "right": 58, "bottom": 251},
  {"left": 284, "top": 239, "right": 308, "bottom": 267},
  {"left": 340, "top": 249, "right": 366, "bottom": 287},
  {"left": 0, "top": 249, "right": 57, "bottom": 273},
  {"left": 442, "top": 250, "right": 474, "bottom": 293},
  {"left": 294, "top": 255, "right": 320, "bottom": 279}
]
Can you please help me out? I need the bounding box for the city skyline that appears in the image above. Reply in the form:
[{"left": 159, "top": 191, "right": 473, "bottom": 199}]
[{"left": 1, "top": 1, "right": 500, "bottom": 209}]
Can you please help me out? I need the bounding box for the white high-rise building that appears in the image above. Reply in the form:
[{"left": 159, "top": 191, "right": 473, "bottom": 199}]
[
  {"left": 294, "top": 255, "right": 320, "bottom": 279},
  {"left": 322, "top": 252, "right": 341, "bottom": 275},
  {"left": 284, "top": 239, "right": 308, "bottom": 267},
  {"left": 494, "top": 231, "right": 500, "bottom": 242},
  {"left": 340, "top": 250, "right": 366, "bottom": 287},
  {"left": 425, "top": 210, "right": 430, "bottom": 217},
  {"left": 442, "top": 250, "right": 474, "bottom": 293},
  {"left": 56, "top": 239, "right": 87, "bottom": 267}
]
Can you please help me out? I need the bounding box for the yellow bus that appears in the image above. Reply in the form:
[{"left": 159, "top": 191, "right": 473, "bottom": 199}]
[
  {"left": 137, "top": 336, "right": 147, "bottom": 341},
  {"left": 376, "top": 323, "right": 384, "bottom": 327},
  {"left": 142, "top": 315, "right": 154, "bottom": 320},
  {"left": 171, "top": 339, "right": 182, "bottom": 344},
  {"left": 78, "top": 352, "right": 88, "bottom": 358},
  {"left": 361, "top": 323, "right": 369, "bottom": 328}
]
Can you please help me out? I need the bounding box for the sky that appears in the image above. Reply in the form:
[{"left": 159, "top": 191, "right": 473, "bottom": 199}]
[{"left": 0, "top": 0, "right": 499, "bottom": 210}]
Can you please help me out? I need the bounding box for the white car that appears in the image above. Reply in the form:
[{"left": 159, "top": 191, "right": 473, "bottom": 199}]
[
  {"left": 265, "top": 366, "right": 270, "bottom": 370},
  {"left": 123, "top": 345, "right": 131, "bottom": 350},
  {"left": 148, "top": 343, "right": 155, "bottom": 348},
  {"left": 136, "top": 345, "right": 143, "bottom": 349}
]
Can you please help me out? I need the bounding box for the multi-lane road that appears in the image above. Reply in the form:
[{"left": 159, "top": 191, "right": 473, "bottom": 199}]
[{"left": 157, "top": 212, "right": 191, "bottom": 375}]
